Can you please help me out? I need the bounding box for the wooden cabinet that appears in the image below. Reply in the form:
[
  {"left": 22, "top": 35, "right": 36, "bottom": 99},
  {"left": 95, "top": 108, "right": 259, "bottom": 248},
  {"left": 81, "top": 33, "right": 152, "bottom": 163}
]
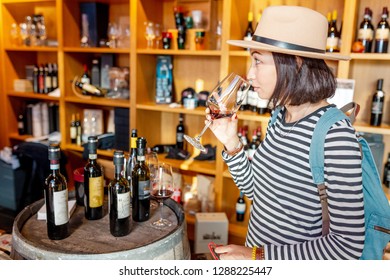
[{"left": 1, "top": 0, "right": 389, "bottom": 244}]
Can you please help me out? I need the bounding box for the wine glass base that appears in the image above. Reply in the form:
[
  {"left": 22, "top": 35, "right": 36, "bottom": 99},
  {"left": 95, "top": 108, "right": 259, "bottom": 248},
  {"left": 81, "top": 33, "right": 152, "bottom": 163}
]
[
  {"left": 151, "top": 218, "right": 172, "bottom": 229},
  {"left": 183, "top": 135, "right": 207, "bottom": 152}
]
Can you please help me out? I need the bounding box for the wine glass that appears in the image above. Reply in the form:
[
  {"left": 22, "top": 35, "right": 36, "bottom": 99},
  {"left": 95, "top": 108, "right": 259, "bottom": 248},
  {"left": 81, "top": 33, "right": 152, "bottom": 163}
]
[
  {"left": 154, "top": 23, "right": 162, "bottom": 49},
  {"left": 150, "top": 163, "right": 174, "bottom": 228},
  {"left": 145, "top": 151, "right": 159, "bottom": 209},
  {"left": 107, "top": 22, "right": 119, "bottom": 48},
  {"left": 183, "top": 72, "right": 251, "bottom": 152},
  {"left": 144, "top": 21, "right": 155, "bottom": 48}
]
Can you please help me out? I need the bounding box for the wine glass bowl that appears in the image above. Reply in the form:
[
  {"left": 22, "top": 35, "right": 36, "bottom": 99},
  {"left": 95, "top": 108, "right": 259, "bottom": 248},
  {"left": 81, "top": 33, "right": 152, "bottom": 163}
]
[
  {"left": 150, "top": 163, "right": 174, "bottom": 228},
  {"left": 144, "top": 21, "right": 156, "bottom": 48},
  {"left": 183, "top": 73, "right": 251, "bottom": 152}
]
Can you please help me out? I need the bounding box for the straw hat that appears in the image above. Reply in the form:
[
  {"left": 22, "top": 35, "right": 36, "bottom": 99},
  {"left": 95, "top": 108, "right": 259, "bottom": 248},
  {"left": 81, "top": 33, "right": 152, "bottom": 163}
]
[{"left": 227, "top": 6, "right": 350, "bottom": 61}]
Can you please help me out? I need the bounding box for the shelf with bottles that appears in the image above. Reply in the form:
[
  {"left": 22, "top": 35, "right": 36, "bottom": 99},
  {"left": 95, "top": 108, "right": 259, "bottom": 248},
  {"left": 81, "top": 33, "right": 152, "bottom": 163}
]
[
  {"left": 63, "top": 102, "right": 122, "bottom": 150},
  {"left": 1, "top": 0, "right": 58, "bottom": 49},
  {"left": 136, "top": 0, "right": 222, "bottom": 52},
  {"left": 136, "top": 108, "right": 216, "bottom": 156},
  {"left": 135, "top": 53, "right": 221, "bottom": 105},
  {"left": 2, "top": 50, "right": 57, "bottom": 93},
  {"left": 6, "top": 97, "right": 60, "bottom": 144},
  {"left": 61, "top": 0, "right": 130, "bottom": 50},
  {"left": 63, "top": 52, "right": 130, "bottom": 103}
]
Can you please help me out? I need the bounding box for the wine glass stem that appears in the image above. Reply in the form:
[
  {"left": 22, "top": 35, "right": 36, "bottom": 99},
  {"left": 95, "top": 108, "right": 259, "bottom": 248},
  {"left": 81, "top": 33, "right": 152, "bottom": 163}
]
[
  {"left": 195, "top": 120, "right": 212, "bottom": 141},
  {"left": 159, "top": 201, "right": 164, "bottom": 221}
]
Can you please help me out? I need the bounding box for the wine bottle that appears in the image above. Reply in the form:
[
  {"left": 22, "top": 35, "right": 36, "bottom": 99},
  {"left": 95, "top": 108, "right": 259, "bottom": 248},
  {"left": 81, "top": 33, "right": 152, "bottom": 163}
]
[
  {"left": 326, "top": 10, "right": 340, "bottom": 52},
  {"left": 243, "top": 11, "right": 254, "bottom": 42},
  {"left": 256, "top": 95, "right": 269, "bottom": 115},
  {"left": 84, "top": 136, "right": 104, "bottom": 220},
  {"left": 248, "top": 129, "right": 258, "bottom": 161},
  {"left": 236, "top": 192, "right": 246, "bottom": 222},
  {"left": 44, "top": 144, "right": 70, "bottom": 240},
  {"left": 18, "top": 114, "right": 25, "bottom": 135},
  {"left": 44, "top": 64, "right": 52, "bottom": 93},
  {"left": 383, "top": 152, "right": 390, "bottom": 186},
  {"left": 38, "top": 64, "right": 45, "bottom": 94},
  {"left": 152, "top": 144, "right": 176, "bottom": 154},
  {"left": 358, "top": 7, "right": 374, "bottom": 53},
  {"left": 80, "top": 64, "right": 91, "bottom": 95},
  {"left": 108, "top": 150, "right": 131, "bottom": 237},
  {"left": 52, "top": 63, "right": 58, "bottom": 90},
  {"left": 33, "top": 65, "right": 39, "bottom": 93},
  {"left": 132, "top": 137, "right": 150, "bottom": 222},
  {"left": 70, "top": 113, "right": 77, "bottom": 144},
  {"left": 176, "top": 113, "right": 185, "bottom": 150},
  {"left": 374, "top": 7, "right": 389, "bottom": 53},
  {"left": 370, "top": 79, "right": 385, "bottom": 126},
  {"left": 74, "top": 80, "right": 107, "bottom": 97},
  {"left": 91, "top": 59, "right": 101, "bottom": 87},
  {"left": 126, "top": 128, "right": 138, "bottom": 184},
  {"left": 247, "top": 86, "right": 258, "bottom": 112},
  {"left": 75, "top": 113, "right": 82, "bottom": 146}
]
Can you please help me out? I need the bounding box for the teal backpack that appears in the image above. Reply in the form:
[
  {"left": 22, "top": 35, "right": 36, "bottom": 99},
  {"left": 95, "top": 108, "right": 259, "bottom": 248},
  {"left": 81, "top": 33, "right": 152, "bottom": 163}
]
[{"left": 270, "top": 103, "right": 390, "bottom": 259}]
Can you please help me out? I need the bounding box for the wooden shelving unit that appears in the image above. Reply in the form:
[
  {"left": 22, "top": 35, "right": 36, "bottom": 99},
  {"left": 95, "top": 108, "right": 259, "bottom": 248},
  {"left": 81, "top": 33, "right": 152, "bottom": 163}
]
[{"left": 1, "top": 0, "right": 390, "bottom": 245}]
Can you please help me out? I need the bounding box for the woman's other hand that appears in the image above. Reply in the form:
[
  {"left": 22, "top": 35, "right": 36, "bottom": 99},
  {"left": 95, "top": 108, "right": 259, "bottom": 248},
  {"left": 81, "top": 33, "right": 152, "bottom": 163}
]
[{"left": 214, "top": 244, "right": 252, "bottom": 260}]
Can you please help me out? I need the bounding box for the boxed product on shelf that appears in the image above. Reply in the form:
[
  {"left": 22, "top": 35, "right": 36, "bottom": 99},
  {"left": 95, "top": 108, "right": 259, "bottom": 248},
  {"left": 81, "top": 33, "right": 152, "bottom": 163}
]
[
  {"left": 194, "top": 212, "right": 228, "bottom": 254},
  {"left": 155, "top": 55, "right": 173, "bottom": 104}
]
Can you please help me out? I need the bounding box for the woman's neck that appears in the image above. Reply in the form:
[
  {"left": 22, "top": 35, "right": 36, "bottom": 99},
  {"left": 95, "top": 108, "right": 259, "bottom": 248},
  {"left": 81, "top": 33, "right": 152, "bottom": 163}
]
[{"left": 284, "top": 100, "right": 328, "bottom": 123}]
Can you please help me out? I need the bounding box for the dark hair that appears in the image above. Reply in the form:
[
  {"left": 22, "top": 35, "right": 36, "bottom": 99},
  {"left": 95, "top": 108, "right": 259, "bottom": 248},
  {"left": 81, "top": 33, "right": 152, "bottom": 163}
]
[{"left": 270, "top": 53, "right": 336, "bottom": 108}]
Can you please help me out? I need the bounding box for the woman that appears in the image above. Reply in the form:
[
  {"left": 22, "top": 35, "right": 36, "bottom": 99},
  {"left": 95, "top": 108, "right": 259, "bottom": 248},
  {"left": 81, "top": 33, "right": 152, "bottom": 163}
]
[{"left": 211, "top": 6, "right": 365, "bottom": 260}]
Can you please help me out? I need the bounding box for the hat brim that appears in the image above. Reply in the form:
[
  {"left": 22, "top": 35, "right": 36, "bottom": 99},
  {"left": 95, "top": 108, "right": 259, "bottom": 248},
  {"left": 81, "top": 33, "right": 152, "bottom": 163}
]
[{"left": 227, "top": 39, "right": 350, "bottom": 61}]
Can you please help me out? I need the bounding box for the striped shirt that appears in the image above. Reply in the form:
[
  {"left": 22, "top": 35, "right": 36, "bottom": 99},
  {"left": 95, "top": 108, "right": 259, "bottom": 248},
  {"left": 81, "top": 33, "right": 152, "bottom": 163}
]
[{"left": 223, "top": 105, "right": 365, "bottom": 260}]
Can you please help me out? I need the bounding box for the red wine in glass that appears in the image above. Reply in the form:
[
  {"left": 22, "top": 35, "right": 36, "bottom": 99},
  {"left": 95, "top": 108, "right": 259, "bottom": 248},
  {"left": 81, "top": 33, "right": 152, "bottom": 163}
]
[{"left": 210, "top": 109, "right": 234, "bottom": 120}]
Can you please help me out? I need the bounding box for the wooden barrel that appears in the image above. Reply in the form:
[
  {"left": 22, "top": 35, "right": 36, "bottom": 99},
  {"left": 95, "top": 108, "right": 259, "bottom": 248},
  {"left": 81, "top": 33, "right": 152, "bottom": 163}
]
[{"left": 11, "top": 198, "right": 190, "bottom": 260}]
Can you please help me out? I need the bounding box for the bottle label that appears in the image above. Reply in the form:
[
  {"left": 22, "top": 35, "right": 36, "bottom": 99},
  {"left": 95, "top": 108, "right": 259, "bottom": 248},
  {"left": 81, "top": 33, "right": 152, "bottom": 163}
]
[
  {"left": 70, "top": 127, "right": 77, "bottom": 139},
  {"left": 371, "top": 101, "right": 383, "bottom": 114},
  {"left": 53, "top": 189, "right": 69, "bottom": 226},
  {"left": 138, "top": 180, "right": 150, "bottom": 199},
  {"left": 326, "top": 37, "right": 339, "bottom": 49},
  {"left": 89, "top": 176, "right": 104, "bottom": 207},
  {"left": 50, "top": 163, "right": 60, "bottom": 170},
  {"left": 375, "top": 28, "right": 390, "bottom": 40},
  {"left": 236, "top": 202, "right": 246, "bottom": 214},
  {"left": 89, "top": 154, "right": 97, "bottom": 160},
  {"left": 117, "top": 192, "right": 131, "bottom": 219},
  {"left": 176, "top": 132, "right": 184, "bottom": 142},
  {"left": 358, "top": 28, "right": 374, "bottom": 40},
  {"left": 257, "top": 97, "right": 269, "bottom": 108}
]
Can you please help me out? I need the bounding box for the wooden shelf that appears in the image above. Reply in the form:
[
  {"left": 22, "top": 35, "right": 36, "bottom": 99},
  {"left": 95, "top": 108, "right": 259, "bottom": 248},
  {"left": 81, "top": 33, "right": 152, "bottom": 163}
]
[
  {"left": 64, "top": 96, "right": 130, "bottom": 108},
  {"left": 137, "top": 49, "right": 222, "bottom": 56},
  {"left": 7, "top": 91, "right": 60, "bottom": 101},
  {"left": 2, "top": 0, "right": 55, "bottom": 3},
  {"left": 4, "top": 46, "right": 58, "bottom": 52},
  {"left": 8, "top": 133, "right": 32, "bottom": 141},
  {"left": 137, "top": 102, "right": 206, "bottom": 116},
  {"left": 63, "top": 47, "right": 130, "bottom": 54},
  {"left": 158, "top": 153, "right": 216, "bottom": 175},
  {"left": 354, "top": 122, "right": 390, "bottom": 135},
  {"left": 350, "top": 53, "right": 390, "bottom": 61}
]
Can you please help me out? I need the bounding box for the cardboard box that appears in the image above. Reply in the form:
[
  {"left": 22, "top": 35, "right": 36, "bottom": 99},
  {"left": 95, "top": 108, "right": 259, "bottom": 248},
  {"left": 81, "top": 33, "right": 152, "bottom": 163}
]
[{"left": 195, "top": 212, "right": 228, "bottom": 254}]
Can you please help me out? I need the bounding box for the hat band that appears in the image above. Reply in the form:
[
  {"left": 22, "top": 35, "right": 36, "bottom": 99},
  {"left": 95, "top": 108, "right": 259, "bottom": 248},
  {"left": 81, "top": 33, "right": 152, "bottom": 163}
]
[{"left": 252, "top": 35, "right": 325, "bottom": 54}]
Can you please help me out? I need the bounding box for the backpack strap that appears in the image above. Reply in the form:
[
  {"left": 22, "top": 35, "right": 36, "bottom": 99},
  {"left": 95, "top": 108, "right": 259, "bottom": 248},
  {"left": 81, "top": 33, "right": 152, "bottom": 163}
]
[
  {"left": 268, "top": 106, "right": 283, "bottom": 128},
  {"left": 310, "top": 106, "right": 351, "bottom": 236}
]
